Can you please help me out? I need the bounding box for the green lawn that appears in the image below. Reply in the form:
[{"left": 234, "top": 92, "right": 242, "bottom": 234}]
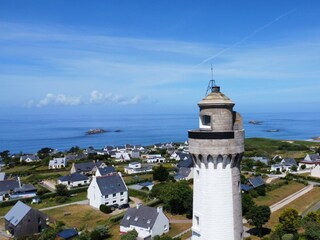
[
  {"left": 255, "top": 181, "right": 305, "bottom": 206},
  {"left": 0, "top": 191, "right": 87, "bottom": 216}
]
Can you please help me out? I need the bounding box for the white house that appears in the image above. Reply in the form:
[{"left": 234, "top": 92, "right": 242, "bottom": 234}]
[
  {"left": 87, "top": 172, "right": 128, "bottom": 209},
  {"left": 48, "top": 157, "right": 67, "bottom": 169},
  {"left": 120, "top": 205, "right": 169, "bottom": 239},
  {"left": 115, "top": 152, "right": 131, "bottom": 162},
  {"left": 311, "top": 165, "right": 320, "bottom": 178},
  {"left": 145, "top": 154, "right": 166, "bottom": 163},
  {"left": 71, "top": 161, "right": 106, "bottom": 175},
  {"left": 124, "top": 162, "right": 152, "bottom": 175},
  {"left": 270, "top": 158, "right": 297, "bottom": 172},
  {"left": 57, "top": 173, "right": 89, "bottom": 189},
  {"left": 299, "top": 153, "right": 320, "bottom": 170}
]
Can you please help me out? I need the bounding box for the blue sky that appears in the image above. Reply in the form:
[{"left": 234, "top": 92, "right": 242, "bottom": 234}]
[{"left": 0, "top": 0, "right": 319, "bottom": 114}]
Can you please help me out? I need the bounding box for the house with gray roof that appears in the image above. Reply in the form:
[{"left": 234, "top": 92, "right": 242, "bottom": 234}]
[
  {"left": 71, "top": 161, "right": 106, "bottom": 175},
  {"left": 0, "top": 179, "right": 20, "bottom": 201},
  {"left": 120, "top": 205, "right": 169, "bottom": 239},
  {"left": 57, "top": 173, "right": 89, "bottom": 189},
  {"left": 174, "top": 167, "right": 193, "bottom": 181},
  {"left": 87, "top": 172, "right": 128, "bottom": 209},
  {"left": 20, "top": 154, "right": 40, "bottom": 163},
  {"left": 299, "top": 153, "right": 320, "bottom": 170},
  {"left": 4, "top": 201, "right": 48, "bottom": 239},
  {"left": 95, "top": 166, "right": 116, "bottom": 177},
  {"left": 11, "top": 183, "right": 37, "bottom": 200}
]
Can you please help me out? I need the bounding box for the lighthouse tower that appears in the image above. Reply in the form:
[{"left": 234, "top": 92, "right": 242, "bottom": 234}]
[{"left": 189, "top": 82, "right": 244, "bottom": 240}]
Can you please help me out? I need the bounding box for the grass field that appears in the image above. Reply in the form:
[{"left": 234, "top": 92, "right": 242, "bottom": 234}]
[
  {"left": 255, "top": 181, "right": 306, "bottom": 206},
  {"left": 43, "top": 204, "right": 109, "bottom": 230},
  {"left": 266, "top": 187, "right": 320, "bottom": 229},
  {"left": 0, "top": 192, "right": 87, "bottom": 216}
]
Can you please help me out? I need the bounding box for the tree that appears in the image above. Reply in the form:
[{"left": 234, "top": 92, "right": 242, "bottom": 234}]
[
  {"left": 301, "top": 165, "right": 306, "bottom": 170},
  {"left": 246, "top": 205, "right": 271, "bottom": 237},
  {"left": 37, "top": 147, "right": 54, "bottom": 159},
  {"left": 151, "top": 181, "right": 192, "bottom": 214},
  {"left": 90, "top": 226, "right": 110, "bottom": 240},
  {"left": 242, "top": 193, "right": 255, "bottom": 216},
  {"left": 278, "top": 208, "right": 301, "bottom": 234},
  {"left": 121, "top": 229, "right": 138, "bottom": 240},
  {"left": 55, "top": 184, "right": 69, "bottom": 197},
  {"left": 304, "top": 221, "right": 320, "bottom": 240},
  {"left": 291, "top": 165, "right": 298, "bottom": 172},
  {"left": 69, "top": 146, "right": 81, "bottom": 154},
  {"left": 153, "top": 165, "right": 169, "bottom": 182}
]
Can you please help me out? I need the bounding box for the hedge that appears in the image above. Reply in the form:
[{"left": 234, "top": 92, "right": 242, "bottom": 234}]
[{"left": 128, "top": 188, "right": 149, "bottom": 200}]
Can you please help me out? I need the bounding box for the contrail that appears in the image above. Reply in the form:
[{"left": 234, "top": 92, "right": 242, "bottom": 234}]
[{"left": 195, "top": 7, "right": 298, "bottom": 67}]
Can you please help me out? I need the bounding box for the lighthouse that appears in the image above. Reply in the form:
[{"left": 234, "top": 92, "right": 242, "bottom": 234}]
[{"left": 189, "top": 82, "right": 244, "bottom": 240}]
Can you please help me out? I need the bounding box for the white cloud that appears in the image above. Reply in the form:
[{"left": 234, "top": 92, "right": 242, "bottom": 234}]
[
  {"left": 32, "top": 93, "right": 82, "bottom": 107},
  {"left": 89, "top": 90, "right": 143, "bottom": 105},
  {"left": 24, "top": 91, "right": 144, "bottom": 108}
]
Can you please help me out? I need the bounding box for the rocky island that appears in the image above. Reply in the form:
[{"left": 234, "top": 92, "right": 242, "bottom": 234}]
[{"left": 86, "top": 129, "right": 107, "bottom": 135}]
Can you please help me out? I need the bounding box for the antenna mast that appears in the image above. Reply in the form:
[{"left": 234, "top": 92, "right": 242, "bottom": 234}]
[{"left": 206, "top": 64, "right": 217, "bottom": 95}]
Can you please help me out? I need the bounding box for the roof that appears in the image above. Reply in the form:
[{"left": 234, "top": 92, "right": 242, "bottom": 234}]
[
  {"left": 96, "top": 173, "right": 127, "bottom": 196},
  {"left": 198, "top": 86, "right": 235, "bottom": 106},
  {"left": 4, "top": 201, "right": 31, "bottom": 226},
  {"left": 248, "top": 176, "right": 265, "bottom": 188},
  {"left": 14, "top": 184, "right": 37, "bottom": 193},
  {"left": 138, "top": 182, "right": 153, "bottom": 187},
  {"left": 20, "top": 155, "right": 39, "bottom": 161},
  {"left": 281, "top": 158, "right": 297, "bottom": 166},
  {"left": 241, "top": 184, "right": 253, "bottom": 192},
  {"left": 177, "top": 167, "right": 191, "bottom": 177},
  {"left": 59, "top": 173, "right": 89, "bottom": 182},
  {"left": 177, "top": 157, "right": 193, "bottom": 168},
  {"left": 97, "top": 166, "right": 116, "bottom": 176},
  {"left": 0, "top": 179, "right": 20, "bottom": 193},
  {"left": 74, "top": 161, "right": 104, "bottom": 172},
  {"left": 307, "top": 154, "right": 320, "bottom": 161},
  {"left": 57, "top": 228, "right": 78, "bottom": 239},
  {"left": 120, "top": 205, "right": 160, "bottom": 229}
]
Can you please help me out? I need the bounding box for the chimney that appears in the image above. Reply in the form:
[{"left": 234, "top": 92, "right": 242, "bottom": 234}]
[
  {"left": 157, "top": 206, "right": 163, "bottom": 213},
  {"left": 18, "top": 177, "right": 21, "bottom": 188}
]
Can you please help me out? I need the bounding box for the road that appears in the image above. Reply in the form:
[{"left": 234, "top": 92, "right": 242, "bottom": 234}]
[{"left": 270, "top": 184, "right": 313, "bottom": 212}]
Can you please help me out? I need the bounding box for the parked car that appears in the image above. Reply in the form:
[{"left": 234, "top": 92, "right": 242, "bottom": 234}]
[
  {"left": 119, "top": 203, "right": 129, "bottom": 209},
  {"left": 110, "top": 204, "right": 119, "bottom": 211}
]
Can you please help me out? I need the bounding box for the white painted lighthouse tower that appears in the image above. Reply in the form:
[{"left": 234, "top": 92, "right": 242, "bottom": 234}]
[{"left": 189, "top": 82, "right": 244, "bottom": 240}]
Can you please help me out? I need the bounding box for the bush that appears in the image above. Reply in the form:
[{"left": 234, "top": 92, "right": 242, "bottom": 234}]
[
  {"left": 99, "top": 204, "right": 112, "bottom": 214},
  {"left": 55, "top": 196, "right": 68, "bottom": 203}
]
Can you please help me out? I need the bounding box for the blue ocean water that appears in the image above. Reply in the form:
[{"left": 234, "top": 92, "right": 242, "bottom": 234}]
[{"left": 0, "top": 112, "right": 319, "bottom": 153}]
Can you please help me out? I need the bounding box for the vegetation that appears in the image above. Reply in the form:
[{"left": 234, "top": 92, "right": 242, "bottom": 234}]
[
  {"left": 100, "top": 204, "right": 112, "bottom": 214},
  {"left": 120, "top": 229, "right": 138, "bottom": 240},
  {"left": 153, "top": 165, "right": 169, "bottom": 182},
  {"left": 246, "top": 205, "right": 271, "bottom": 237},
  {"left": 151, "top": 181, "right": 192, "bottom": 216}
]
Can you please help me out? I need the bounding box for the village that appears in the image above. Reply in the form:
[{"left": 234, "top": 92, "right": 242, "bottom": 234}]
[{"left": 0, "top": 138, "right": 320, "bottom": 240}]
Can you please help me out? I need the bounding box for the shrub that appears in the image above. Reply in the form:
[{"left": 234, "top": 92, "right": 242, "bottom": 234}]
[
  {"left": 99, "top": 204, "right": 112, "bottom": 214},
  {"left": 55, "top": 196, "right": 68, "bottom": 203}
]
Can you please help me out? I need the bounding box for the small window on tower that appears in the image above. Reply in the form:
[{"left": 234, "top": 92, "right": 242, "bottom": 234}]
[
  {"left": 202, "top": 115, "right": 211, "bottom": 126},
  {"left": 195, "top": 216, "right": 199, "bottom": 226}
]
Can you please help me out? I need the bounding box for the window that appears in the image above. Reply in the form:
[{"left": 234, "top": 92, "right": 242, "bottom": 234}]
[
  {"left": 164, "top": 224, "right": 168, "bottom": 231},
  {"left": 202, "top": 115, "right": 211, "bottom": 126},
  {"left": 120, "top": 192, "right": 123, "bottom": 195},
  {"left": 134, "top": 217, "right": 139, "bottom": 221},
  {"left": 121, "top": 199, "right": 124, "bottom": 201},
  {"left": 195, "top": 216, "right": 199, "bottom": 226},
  {"left": 113, "top": 193, "right": 116, "bottom": 197},
  {"left": 113, "top": 200, "right": 116, "bottom": 203}
]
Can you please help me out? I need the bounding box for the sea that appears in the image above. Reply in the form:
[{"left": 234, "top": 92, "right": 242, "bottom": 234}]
[{"left": 0, "top": 112, "right": 319, "bottom": 154}]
